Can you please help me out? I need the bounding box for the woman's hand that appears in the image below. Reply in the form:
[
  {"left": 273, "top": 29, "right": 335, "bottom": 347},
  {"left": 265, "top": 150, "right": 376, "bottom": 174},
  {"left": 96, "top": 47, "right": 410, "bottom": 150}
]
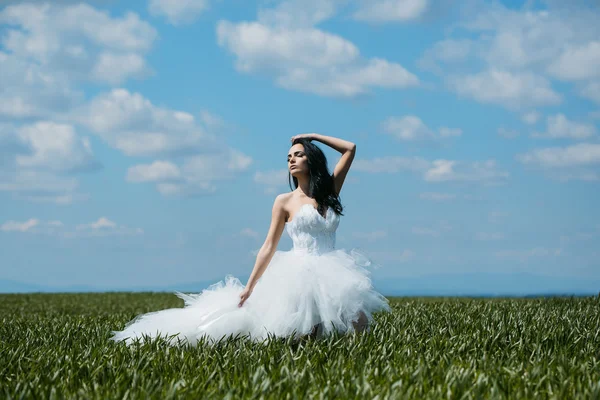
[
  {"left": 291, "top": 133, "right": 318, "bottom": 143},
  {"left": 238, "top": 287, "right": 253, "bottom": 307}
]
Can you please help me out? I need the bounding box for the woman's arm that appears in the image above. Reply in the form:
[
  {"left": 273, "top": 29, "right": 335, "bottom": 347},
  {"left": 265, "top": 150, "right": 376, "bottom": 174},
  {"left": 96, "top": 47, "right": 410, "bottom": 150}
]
[
  {"left": 243, "top": 194, "right": 287, "bottom": 292},
  {"left": 293, "top": 133, "right": 356, "bottom": 196},
  {"left": 292, "top": 133, "right": 355, "bottom": 153}
]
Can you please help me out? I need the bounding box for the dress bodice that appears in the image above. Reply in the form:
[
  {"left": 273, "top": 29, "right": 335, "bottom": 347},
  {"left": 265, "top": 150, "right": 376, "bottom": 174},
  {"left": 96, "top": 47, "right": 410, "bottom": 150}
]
[{"left": 285, "top": 204, "right": 340, "bottom": 255}]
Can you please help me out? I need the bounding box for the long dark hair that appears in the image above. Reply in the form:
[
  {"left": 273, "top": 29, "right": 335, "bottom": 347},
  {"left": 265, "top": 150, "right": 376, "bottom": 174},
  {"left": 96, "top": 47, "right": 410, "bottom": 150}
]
[{"left": 288, "top": 138, "right": 344, "bottom": 218}]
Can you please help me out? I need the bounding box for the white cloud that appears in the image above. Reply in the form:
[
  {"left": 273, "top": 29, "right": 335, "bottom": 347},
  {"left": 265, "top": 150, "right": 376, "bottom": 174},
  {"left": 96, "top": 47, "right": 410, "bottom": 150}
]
[
  {"left": 423, "top": 159, "right": 508, "bottom": 184},
  {"left": 547, "top": 41, "right": 600, "bottom": 81},
  {"left": 449, "top": 69, "right": 561, "bottom": 109},
  {"left": 92, "top": 52, "right": 149, "bottom": 85},
  {"left": 74, "top": 217, "right": 143, "bottom": 237},
  {"left": 71, "top": 88, "right": 254, "bottom": 192},
  {"left": 255, "top": 0, "right": 432, "bottom": 28},
  {"left": 517, "top": 143, "right": 600, "bottom": 181},
  {"left": 466, "top": 4, "right": 599, "bottom": 73},
  {"left": 217, "top": 21, "right": 358, "bottom": 72},
  {"left": 184, "top": 148, "right": 252, "bottom": 182},
  {"left": 516, "top": 143, "right": 600, "bottom": 167},
  {"left": 521, "top": 111, "right": 540, "bottom": 125},
  {"left": 279, "top": 58, "right": 419, "bottom": 97},
  {"left": 580, "top": 81, "right": 600, "bottom": 104},
  {"left": 128, "top": 148, "right": 253, "bottom": 196},
  {"left": 417, "top": 38, "right": 473, "bottom": 73},
  {"left": 15, "top": 122, "right": 98, "bottom": 172},
  {"left": 215, "top": 1, "right": 421, "bottom": 97},
  {"left": 0, "top": 50, "right": 83, "bottom": 119},
  {"left": 531, "top": 113, "right": 596, "bottom": 140},
  {"left": 353, "top": 0, "right": 429, "bottom": 23},
  {"left": 257, "top": 0, "right": 341, "bottom": 28},
  {"left": 4, "top": 215, "right": 142, "bottom": 237},
  {"left": 0, "top": 218, "right": 70, "bottom": 235},
  {"left": 148, "top": 0, "right": 210, "bottom": 25},
  {"left": 0, "top": 2, "right": 254, "bottom": 202},
  {"left": 382, "top": 115, "right": 462, "bottom": 142},
  {"left": 0, "top": 3, "right": 156, "bottom": 58},
  {"left": 89, "top": 217, "right": 116, "bottom": 229},
  {"left": 420, "top": 2, "right": 600, "bottom": 109},
  {"left": 216, "top": 20, "right": 418, "bottom": 97},
  {"left": 382, "top": 115, "right": 434, "bottom": 141},
  {"left": 0, "top": 3, "right": 159, "bottom": 204},
  {"left": 0, "top": 3, "right": 157, "bottom": 120},
  {"left": 1, "top": 218, "right": 39, "bottom": 232},
  {"left": 254, "top": 169, "right": 289, "bottom": 195},
  {"left": 0, "top": 216, "right": 143, "bottom": 237},
  {"left": 73, "top": 89, "right": 219, "bottom": 157},
  {"left": 0, "top": 123, "right": 97, "bottom": 204},
  {"left": 127, "top": 161, "right": 181, "bottom": 183},
  {"left": 354, "top": 156, "right": 508, "bottom": 185}
]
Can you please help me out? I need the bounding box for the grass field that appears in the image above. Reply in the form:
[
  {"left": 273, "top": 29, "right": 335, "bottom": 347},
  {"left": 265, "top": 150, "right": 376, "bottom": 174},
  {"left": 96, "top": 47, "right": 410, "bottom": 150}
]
[{"left": 1, "top": 293, "right": 599, "bottom": 399}]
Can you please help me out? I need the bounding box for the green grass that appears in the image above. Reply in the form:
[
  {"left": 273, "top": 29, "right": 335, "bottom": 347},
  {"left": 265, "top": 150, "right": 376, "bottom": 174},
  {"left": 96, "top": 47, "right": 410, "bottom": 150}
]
[{"left": 1, "top": 293, "right": 599, "bottom": 399}]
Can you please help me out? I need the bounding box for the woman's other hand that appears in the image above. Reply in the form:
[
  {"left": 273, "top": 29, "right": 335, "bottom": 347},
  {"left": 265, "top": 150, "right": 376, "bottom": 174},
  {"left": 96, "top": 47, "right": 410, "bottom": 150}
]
[{"left": 238, "top": 287, "right": 253, "bottom": 307}]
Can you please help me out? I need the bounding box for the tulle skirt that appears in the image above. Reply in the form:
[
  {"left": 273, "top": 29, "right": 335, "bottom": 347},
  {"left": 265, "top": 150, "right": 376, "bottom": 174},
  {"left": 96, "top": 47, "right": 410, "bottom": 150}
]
[{"left": 110, "top": 248, "right": 391, "bottom": 346}]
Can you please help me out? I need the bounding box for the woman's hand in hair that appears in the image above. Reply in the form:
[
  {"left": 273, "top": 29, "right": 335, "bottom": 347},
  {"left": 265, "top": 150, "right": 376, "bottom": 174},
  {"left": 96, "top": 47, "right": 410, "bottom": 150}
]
[{"left": 291, "top": 133, "right": 318, "bottom": 142}]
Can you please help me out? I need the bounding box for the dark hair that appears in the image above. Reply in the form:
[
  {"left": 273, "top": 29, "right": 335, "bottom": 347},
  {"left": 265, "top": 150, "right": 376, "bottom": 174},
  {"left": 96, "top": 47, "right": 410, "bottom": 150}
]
[{"left": 288, "top": 138, "right": 344, "bottom": 218}]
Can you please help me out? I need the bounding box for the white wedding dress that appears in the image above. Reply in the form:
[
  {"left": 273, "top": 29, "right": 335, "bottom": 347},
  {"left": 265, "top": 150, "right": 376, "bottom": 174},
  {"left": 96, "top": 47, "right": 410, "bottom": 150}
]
[{"left": 111, "top": 204, "right": 391, "bottom": 346}]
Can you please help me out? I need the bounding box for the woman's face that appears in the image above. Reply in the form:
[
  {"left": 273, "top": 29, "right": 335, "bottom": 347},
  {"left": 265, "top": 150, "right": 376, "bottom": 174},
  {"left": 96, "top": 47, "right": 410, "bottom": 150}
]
[{"left": 288, "top": 143, "right": 308, "bottom": 176}]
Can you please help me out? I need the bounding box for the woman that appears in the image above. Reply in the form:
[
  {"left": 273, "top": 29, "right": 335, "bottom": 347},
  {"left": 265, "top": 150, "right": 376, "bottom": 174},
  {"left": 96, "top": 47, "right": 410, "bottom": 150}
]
[{"left": 111, "top": 133, "right": 391, "bottom": 346}]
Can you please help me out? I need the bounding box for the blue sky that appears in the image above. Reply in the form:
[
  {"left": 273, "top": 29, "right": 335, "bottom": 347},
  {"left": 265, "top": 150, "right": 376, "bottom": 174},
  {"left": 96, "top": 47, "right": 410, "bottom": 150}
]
[{"left": 1, "top": 0, "right": 599, "bottom": 294}]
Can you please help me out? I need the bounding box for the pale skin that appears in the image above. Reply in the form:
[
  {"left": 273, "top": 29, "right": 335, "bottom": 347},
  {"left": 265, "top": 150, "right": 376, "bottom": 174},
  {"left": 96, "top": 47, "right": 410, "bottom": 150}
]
[{"left": 238, "top": 133, "right": 369, "bottom": 336}]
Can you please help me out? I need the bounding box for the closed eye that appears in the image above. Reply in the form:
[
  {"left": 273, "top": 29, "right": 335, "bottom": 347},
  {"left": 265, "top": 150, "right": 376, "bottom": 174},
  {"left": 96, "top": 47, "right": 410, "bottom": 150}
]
[{"left": 287, "top": 151, "right": 304, "bottom": 161}]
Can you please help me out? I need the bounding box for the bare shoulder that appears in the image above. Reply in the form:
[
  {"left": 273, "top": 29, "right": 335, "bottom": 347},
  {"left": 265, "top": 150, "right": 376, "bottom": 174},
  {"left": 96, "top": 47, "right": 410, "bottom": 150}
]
[
  {"left": 274, "top": 192, "right": 294, "bottom": 217},
  {"left": 270, "top": 192, "right": 287, "bottom": 210},
  {"left": 274, "top": 192, "right": 292, "bottom": 208}
]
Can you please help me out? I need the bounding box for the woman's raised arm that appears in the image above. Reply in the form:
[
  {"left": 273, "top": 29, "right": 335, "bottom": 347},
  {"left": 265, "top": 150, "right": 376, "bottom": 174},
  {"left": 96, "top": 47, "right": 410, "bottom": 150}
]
[{"left": 292, "top": 133, "right": 356, "bottom": 196}]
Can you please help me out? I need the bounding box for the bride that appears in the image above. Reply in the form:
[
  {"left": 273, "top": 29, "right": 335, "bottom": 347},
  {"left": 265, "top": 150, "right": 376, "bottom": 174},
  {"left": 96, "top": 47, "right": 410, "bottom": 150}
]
[{"left": 111, "top": 133, "right": 391, "bottom": 346}]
